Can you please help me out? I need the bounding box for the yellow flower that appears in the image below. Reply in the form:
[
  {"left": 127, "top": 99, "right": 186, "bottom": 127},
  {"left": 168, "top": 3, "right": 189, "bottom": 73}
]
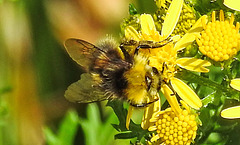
[
  {"left": 196, "top": 10, "right": 240, "bottom": 61},
  {"left": 148, "top": 101, "right": 198, "bottom": 145},
  {"left": 155, "top": 0, "right": 197, "bottom": 37},
  {"left": 172, "top": 3, "right": 197, "bottom": 36},
  {"left": 124, "top": 0, "right": 211, "bottom": 130},
  {"left": 221, "top": 78, "right": 240, "bottom": 119}
]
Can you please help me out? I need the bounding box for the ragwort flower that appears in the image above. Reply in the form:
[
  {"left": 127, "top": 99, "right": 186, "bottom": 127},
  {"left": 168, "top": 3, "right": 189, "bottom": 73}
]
[
  {"left": 196, "top": 10, "right": 240, "bottom": 61},
  {"left": 124, "top": 0, "right": 210, "bottom": 129},
  {"left": 221, "top": 78, "right": 240, "bottom": 119},
  {"left": 148, "top": 101, "right": 198, "bottom": 145},
  {"left": 155, "top": 0, "right": 197, "bottom": 36}
]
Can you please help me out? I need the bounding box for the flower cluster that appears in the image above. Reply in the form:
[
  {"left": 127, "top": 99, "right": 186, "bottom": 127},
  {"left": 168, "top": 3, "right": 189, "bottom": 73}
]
[
  {"left": 124, "top": 0, "right": 208, "bottom": 132},
  {"left": 63, "top": 0, "right": 240, "bottom": 144},
  {"left": 62, "top": 0, "right": 240, "bottom": 144},
  {"left": 119, "top": 0, "right": 240, "bottom": 144},
  {"left": 196, "top": 10, "right": 240, "bottom": 61},
  {"left": 148, "top": 101, "right": 198, "bottom": 145}
]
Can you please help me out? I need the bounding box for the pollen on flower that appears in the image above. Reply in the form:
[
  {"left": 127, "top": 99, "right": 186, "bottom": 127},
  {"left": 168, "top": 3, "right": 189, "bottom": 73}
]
[
  {"left": 148, "top": 103, "right": 198, "bottom": 145},
  {"left": 196, "top": 10, "right": 240, "bottom": 61},
  {"left": 154, "top": 1, "right": 197, "bottom": 37},
  {"left": 172, "top": 3, "right": 197, "bottom": 36},
  {"left": 148, "top": 43, "right": 177, "bottom": 83}
]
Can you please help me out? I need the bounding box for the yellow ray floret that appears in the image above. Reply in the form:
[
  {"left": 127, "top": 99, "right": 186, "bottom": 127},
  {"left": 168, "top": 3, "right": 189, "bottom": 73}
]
[
  {"left": 140, "top": 14, "right": 163, "bottom": 41},
  {"left": 221, "top": 106, "right": 240, "bottom": 119},
  {"left": 141, "top": 14, "right": 158, "bottom": 37},
  {"left": 174, "top": 15, "right": 208, "bottom": 51},
  {"left": 125, "top": 26, "right": 141, "bottom": 41},
  {"left": 141, "top": 99, "right": 161, "bottom": 129},
  {"left": 161, "top": 84, "right": 181, "bottom": 115},
  {"left": 224, "top": 0, "right": 240, "bottom": 11},
  {"left": 230, "top": 78, "right": 240, "bottom": 91},
  {"left": 176, "top": 57, "right": 211, "bottom": 73},
  {"left": 161, "top": 0, "right": 183, "bottom": 39},
  {"left": 171, "top": 77, "right": 202, "bottom": 110}
]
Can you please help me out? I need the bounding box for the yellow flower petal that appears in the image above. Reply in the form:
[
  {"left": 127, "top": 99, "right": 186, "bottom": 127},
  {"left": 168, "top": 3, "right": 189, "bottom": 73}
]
[
  {"left": 161, "top": 0, "right": 183, "bottom": 39},
  {"left": 174, "top": 33, "right": 199, "bottom": 51},
  {"left": 230, "top": 78, "right": 240, "bottom": 91},
  {"left": 125, "top": 26, "right": 141, "bottom": 41},
  {"left": 150, "top": 134, "right": 160, "bottom": 142},
  {"left": 148, "top": 125, "right": 157, "bottom": 131},
  {"left": 141, "top": 98, "right": 161, "bottom": 129},
  {"left": 161, "top": 84, "right": 181, "bottom": 115},
  {"left": 171, "top": 35, "right": 181, "bottom": 42},
  {"left": 126, "top": 105, "right": 134, "bottom": 130},
  {"left": 140, "top": 14, "right": 157, "bottom": 36},
  {"left": 174, "top": 15, "right": 208, "bottom": 51},
  {"left": 171, "top": 77, "right": 202, "bottom": 109},
  {"left": 188, "top": 15, "right": 208, "bottom": 33},
  {"left": 221, "top": 106, "right": 240, "bottom": 119},
  {"left": 176, "top": 57, "right": 211, "bottom": 72},
  {"left": 224, "top": 0, "right": 240, "bottom": 11}
]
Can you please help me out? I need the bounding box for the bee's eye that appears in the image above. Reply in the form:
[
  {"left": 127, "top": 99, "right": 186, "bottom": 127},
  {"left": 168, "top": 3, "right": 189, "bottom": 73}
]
[
  {"left": 145, "top": 75, "right": 152, "bottom": 91},
  {"left": 152, "top": 67, "right": 159, "bottom": 74}
]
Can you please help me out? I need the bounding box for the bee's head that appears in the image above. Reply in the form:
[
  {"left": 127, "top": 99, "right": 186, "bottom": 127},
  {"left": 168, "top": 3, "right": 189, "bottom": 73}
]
[{"left": 145, "top": 65, "right": 162, "bottom": 96}]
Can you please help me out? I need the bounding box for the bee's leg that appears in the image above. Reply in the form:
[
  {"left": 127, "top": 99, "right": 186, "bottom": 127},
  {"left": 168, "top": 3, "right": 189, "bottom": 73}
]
[
  {"left": 162, "top": 62, "right": 166, "bottom": 73},
  {"left": 134, "top": 44, "right": 151, "bottom": 55},
  {"left": 152, "top": 39, "right": 173, "bottom": 48},
  {"left": 134, "top": 45, "right": 140, "bottom": 55},
  {"left": 130, "top": 98, "right": 159, "bottom": 107}
]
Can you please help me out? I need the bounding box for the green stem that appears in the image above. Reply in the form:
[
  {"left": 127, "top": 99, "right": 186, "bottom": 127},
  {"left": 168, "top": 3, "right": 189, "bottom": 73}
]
[{"left": 176, "top": 69, "right": 239, "bottom": 98}]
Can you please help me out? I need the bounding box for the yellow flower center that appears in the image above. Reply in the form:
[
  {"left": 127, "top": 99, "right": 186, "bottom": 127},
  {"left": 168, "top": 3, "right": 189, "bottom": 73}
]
[
  {"left": 148, "top": 43, "right": 177, "bottom": 83},
  {"left": 149, "top": 107, "right": 198, "bottom": 145},
  {"left": 172, "top": 3, "right": 196, "bottom": 36},
  {"left": 196, "top": 10, "right": 240, "bottom": 61},
  {"left": 124, "top": 14, "right": 179, "bottom": 83}
]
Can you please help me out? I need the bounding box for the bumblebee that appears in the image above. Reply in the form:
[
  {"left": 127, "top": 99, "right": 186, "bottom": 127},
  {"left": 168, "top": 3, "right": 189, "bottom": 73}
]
[{"left": 64, "top": 37, "right": 162, "bottom": 107}]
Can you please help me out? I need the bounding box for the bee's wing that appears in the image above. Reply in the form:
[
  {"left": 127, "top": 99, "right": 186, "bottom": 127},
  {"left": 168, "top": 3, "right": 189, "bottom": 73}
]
[
  {"left": 65, "top": 73, "right": 108, "bottom": 103},
  {"left": 64, "top": 38, "right": 104, "bottom": 70}
]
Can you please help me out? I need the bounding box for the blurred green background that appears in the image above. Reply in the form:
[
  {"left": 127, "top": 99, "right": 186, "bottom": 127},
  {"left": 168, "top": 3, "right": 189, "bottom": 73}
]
[{"left": 0, "top": 0, "right": 157, "bottom": 144}]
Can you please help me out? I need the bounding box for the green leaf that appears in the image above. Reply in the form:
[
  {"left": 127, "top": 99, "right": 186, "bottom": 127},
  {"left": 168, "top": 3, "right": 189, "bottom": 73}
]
[
  {"left": 43, "top": 127, "right": 59, "bottom": 145},
  {"left": 204, "top": 132, "right": 227, "bottom": 145},
  {"left": 129, "top": 4, "right": 138, "bottom": 15},
  {"left": 196, "top": 105, "right": 215, "bottom": 143},
  {"left": 79, "top": 103, "right": 118, "bottom": 145},
  {"left": 79, "top": 104, "right": 100, "bottom": 145},
  {"left": 43, "top": 110, "right": 79, "bottom": 145},
  {"left": 58, "top": 110, "right": 79, "bottom": 145},
  {"left": 115, "top": 132, "right": 137, "bottom": 139},
  {"left": 87, "top": 103, "right": 101, "bottom": 128},
  {"left": 107, "top": 100, "right": 128, "bottom": 131},
  {"left": 202, "top": 91, "right": 216, "bottom": 106},
  {"left": 107, "top": 100, "right": 149, "bottom": 142},
  {"left": 99, "top": 111, "right": 118, "bottom": 145}
]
